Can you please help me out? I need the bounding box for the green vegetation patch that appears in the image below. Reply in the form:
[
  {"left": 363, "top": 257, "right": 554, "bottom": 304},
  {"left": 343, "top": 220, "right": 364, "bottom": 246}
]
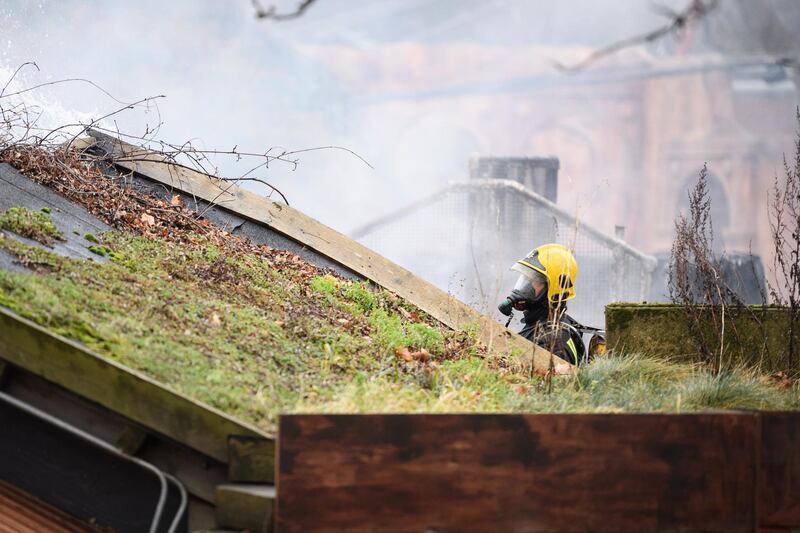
[
  {"left": 0, "top": 206, "right": 64, "bottom": 245},
  {"left": 309, "top": 354, "right": 800, "bottom": 415},
  {"left": 0, "top": 230, "right": 796, "bottom": 436},
  {"left": 0, "top": 231, "right": 479, "bottom": 433}
]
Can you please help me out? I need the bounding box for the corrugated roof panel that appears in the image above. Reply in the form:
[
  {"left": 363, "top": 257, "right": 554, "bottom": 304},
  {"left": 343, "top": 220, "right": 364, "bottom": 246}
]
[{"left": 0, "top": 481, "right": 95, "bottom": 533}]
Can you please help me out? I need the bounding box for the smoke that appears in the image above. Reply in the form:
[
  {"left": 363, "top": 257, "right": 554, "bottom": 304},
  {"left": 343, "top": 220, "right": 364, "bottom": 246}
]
[
  {"left": 0, "top": 0, "right": 689, "bottom": 226},
  {"left": 2, "top": 0, "right": 799, "bottom": 316}
]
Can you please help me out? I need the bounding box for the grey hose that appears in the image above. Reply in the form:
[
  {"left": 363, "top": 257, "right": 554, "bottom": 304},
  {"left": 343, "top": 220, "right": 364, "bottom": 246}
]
[{"left": 163, "top": 472, "right": 188, "bottom": 533}]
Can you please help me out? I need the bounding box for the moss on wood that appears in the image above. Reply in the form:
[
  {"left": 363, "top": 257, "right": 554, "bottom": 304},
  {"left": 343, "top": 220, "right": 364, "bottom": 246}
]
[
  {"left": 0, "top": 305, "right": 265, "bottom": 464},
  {"left": 0, "top": 189, "right": 796, "bottom": 434},
  {"left": 606, "top": 303, "right": 800, "bottom": 374}
]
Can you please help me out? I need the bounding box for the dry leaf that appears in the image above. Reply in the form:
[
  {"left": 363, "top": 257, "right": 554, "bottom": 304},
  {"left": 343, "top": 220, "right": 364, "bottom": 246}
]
[
  {"left": 170, "top": 194, "right": 183, "bottom": 206},
  {"left": 514, "top": 384, "right": 531, "bottom": 395},
  {"left": 140, "top": 213, "right": 156, "bottom": 226},
  {"left": 209, "top": 312, "right": 222, "bottom": 326},
  {"left": 411, "top": 348, "right": 430, "bottom": 362},
  {"left": 554, "top": 363, "right": 572, "bottom": 375},
  {"left": 766, "top": 371, "right": 794, "bottom": 390},
  {"left": 395, "top": 346, "right": 413, "bottom": 362}
]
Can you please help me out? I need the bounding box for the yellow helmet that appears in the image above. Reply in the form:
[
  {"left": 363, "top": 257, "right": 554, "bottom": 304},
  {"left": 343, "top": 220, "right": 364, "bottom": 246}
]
[{"left": 511, "top": 243, "right": 578, "bottom": 304}]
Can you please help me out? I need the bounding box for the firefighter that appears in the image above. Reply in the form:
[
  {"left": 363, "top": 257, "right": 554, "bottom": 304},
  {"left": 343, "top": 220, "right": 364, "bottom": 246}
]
[{"left": 498, "top": 243, "right": 585, "bottom": 364}]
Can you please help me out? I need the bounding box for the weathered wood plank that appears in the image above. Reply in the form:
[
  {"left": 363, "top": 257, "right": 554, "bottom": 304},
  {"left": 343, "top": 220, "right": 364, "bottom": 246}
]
[
  {"left": 0, "top": 359, "right": 8, "bottom": 387},
  {"left": 216, "top": 483, "right": 274, "bottom": 532},
  {"left": 277, "top": 414, "right": 758, "bottom": 533},
  {"left": 138, "top": 437, "right": 229, "bottom": 504},
  {"left": 82, "top": 131, "right": 564, "bottom": 371},
  {"left": 5, "top": 368, "right": 149, "bottom": 454},
  {"left": 0, "top": 305, "right": 272, "bottom": 468},
  {"left": 228, "top": 435, "right": 275, "bottom": 483},
  {"left": 759, "top": 411, "right": 800, "bottom": 528},
  {"left": 113, "top": 425, "right": 148, "bottom": 455}
]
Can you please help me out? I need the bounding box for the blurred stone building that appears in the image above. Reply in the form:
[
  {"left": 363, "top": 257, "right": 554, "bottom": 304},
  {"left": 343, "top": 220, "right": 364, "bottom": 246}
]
[{"left": 304, "top": 45, "right": 797, "bottom": 290}]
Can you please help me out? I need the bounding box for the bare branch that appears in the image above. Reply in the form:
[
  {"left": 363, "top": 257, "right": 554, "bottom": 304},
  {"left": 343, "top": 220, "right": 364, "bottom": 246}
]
[
  {"left": 1, "top": 63, "right": 372, "bottom": 225},
  {"left": 0, "top": 61, "right": 39, "bottom": 99},
  {"left": 554, "top": 0, "right": 720, "bottom": 73},
  {"left": 0, "top": 75, "right": 149, "bottom": 107},
  {"left": 252, "top": 0, "right": 317, "bottom": 21},
  {"left": 767, "top": 108, "right": 800, "bottom": 368},
  {"left": 669, "top": 163, "right": 746, "bottom": 372}
]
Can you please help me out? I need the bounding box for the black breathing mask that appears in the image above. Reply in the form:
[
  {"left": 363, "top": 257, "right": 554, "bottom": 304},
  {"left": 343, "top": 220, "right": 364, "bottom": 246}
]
[{"left": 498, "top": 273, "right": 546, "bottom": 316}]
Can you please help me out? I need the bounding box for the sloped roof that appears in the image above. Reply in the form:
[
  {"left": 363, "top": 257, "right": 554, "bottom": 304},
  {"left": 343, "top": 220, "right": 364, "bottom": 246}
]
[
  {"left": 80, "top": 129, "right": 554, "bottom": 367},
  {"left": 0, "top": 135, "right": 564, "bottom": 462},
  {"left": 0, "top": 161, "right": 270, "bottom": 461}
]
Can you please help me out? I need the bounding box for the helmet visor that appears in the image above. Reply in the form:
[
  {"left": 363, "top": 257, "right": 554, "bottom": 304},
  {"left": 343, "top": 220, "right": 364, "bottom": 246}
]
[
  {"left": 511, "top": 268, "right": 547, "bottom": 302},
  {"left": 511, "top": 262, "right": 547, "bottom": 284}
]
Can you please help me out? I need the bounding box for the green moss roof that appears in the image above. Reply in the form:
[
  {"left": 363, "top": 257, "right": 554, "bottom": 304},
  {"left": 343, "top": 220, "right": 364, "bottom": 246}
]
[
  {"left": 0, "top": 206, "right": 64, "bottom": 245},
  {"left": 0, "top": 222, "right": 491, "bottom": 433},
  {"left": 0, "top": 150, "right": 797, "bottom": 433}
]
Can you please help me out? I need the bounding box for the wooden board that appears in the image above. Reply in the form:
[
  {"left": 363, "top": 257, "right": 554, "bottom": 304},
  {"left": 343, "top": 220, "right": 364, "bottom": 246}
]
[
  {"left": 216, "top": 483, "right": 275, "bottom": 532},
  {"left": 0, "top": 359, "right": 8, "bottom": 387},
  {"left": 277, "top": 414, "right": 758, "bottom": 532},
  {"left": 759, "top": 411, "right": 800, "bottom": 528},
  {"left": 0, "top": 306, "right": 273, "bottom": 470},
  {"left": 81, "top": 131, "right": 564, "bottom": 371},
  {"left": 228, "top": 435, "right": 276, "bottom": 483}
]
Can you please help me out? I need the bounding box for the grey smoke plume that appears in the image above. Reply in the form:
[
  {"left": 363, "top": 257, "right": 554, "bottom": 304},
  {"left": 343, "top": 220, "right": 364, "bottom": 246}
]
[{"left": 2, "top": 0, "right": 799, "bottom": 317}]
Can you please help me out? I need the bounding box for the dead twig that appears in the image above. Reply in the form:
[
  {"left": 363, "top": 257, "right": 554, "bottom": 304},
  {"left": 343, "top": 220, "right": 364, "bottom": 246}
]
[
  {"left": 252, "top": 0, "right": 317, "bottom": 21},
  {"left": 669, "top": 164, "right": 747, "bottom": 372},
  {"left": 1, "top": 63, "right": 372, "bottom": 239},
  {"left": 767, "top": 108, "right": 800, "bottom": 371},
  {"left": 554, "top": 0, "right": 719, "bottom": 73}
]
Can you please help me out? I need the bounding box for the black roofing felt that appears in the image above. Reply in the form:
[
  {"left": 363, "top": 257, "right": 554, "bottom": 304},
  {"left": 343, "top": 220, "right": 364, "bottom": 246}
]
[
  {"left": 1, "top": 151, "right": 362, "bottom": 281},
  {"left": 85, "top": 134, "right": 363, "bottom": 281},
  {"left": 0, "top": 163, "right": 111, "bottom": 270}
]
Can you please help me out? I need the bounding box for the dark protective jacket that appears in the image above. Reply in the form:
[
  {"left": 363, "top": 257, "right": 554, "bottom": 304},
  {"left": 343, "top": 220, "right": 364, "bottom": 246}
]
[{"left": 518, "top": 299, "right": 586, "bottom": 365}]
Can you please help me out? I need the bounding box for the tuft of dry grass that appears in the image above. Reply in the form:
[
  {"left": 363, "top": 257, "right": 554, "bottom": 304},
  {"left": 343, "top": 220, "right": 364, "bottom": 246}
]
[{"left": 303, "top": 353, "right": 800, "bottom": 416}]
